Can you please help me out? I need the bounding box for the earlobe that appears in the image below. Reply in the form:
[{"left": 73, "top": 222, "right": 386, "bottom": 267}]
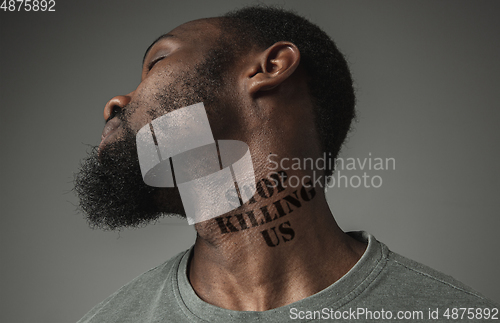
[{"left": 247, "top": 41, "right": 301, "bottom": 95}]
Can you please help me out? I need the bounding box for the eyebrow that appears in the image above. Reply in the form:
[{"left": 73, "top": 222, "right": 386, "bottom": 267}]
[{"left": 142, "top": 33, "right": 175, "bottom": 66}]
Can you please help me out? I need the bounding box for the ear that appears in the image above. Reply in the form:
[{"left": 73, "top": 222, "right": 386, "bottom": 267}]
[{"left": 246, "top": 41, "right": 301, "bottom": 95}]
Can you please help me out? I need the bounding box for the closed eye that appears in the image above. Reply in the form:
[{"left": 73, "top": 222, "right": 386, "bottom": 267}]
[{"left": 148, "top": 56, "right": 166, "bottom": 71}]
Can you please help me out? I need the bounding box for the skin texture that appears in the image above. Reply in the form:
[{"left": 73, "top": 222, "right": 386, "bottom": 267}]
[{"left": 99, "top": 18, "right": 367, "bottom": 311}]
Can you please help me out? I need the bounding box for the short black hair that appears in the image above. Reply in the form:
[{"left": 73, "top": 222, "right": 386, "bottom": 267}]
[{"left": 219, "top": 6, "right": 356, "bottom": 176}]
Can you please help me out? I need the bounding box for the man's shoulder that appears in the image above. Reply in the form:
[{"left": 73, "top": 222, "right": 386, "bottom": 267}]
[
  {"left": 367, "top": 247, "right": 498, "bottom": 307},
  {"left": 76, "top": 249, "right": 189, "bottom": 323}
]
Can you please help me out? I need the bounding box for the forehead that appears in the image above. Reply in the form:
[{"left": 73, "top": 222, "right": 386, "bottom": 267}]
[
  {"left": 170, "top": 18, "right": 221, "bottom": 39},
  {"left": 143, "top": 19, "right": 221, "bottom": 64}
]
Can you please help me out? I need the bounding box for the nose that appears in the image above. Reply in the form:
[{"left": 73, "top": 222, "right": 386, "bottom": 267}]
[{"left": 103, "top": 94, "right": 132, "bottom": 121}]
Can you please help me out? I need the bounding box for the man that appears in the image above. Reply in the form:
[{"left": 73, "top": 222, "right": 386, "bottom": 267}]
[{"left": 75, "top": 6, "right": 498, "bottom": 322}]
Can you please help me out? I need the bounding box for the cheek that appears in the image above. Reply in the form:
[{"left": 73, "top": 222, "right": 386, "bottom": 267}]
[
  {"left": 128, "top": 111, "right": 152, "bottom": 134},
  {"left": 127, "top": 65, "right": 204, "bottom": 133},
  {"left": 124, "top": 84, "right": 168, "bottom": 132}
]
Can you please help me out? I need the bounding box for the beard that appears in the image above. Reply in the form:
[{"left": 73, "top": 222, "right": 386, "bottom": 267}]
[
  {"left": 74, "top": 44, "right": 235, "bottom": 230},
  {"left": 74, "top": 127, "right": 186, "bottom": 230}
]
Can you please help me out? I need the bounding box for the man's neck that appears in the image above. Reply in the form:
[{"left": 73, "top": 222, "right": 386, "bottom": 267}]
[{"left": 188, "top": 171, "right": 367, "bottom": 311}]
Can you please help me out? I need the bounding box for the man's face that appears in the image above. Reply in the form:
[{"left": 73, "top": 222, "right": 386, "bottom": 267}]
[
  {"left": 102, "top": 19, "right": 228, "bottom": 145},
  {"left": 74, "top": 19, "right": 236, "bottom": 230}
]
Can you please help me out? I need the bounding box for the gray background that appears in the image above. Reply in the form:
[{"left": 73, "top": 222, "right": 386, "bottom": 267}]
[{"left": 1, "top": 0, "right": 499, "bottom": 322}]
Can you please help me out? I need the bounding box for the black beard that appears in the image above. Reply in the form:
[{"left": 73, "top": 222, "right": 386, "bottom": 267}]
[{"left": 73, "top": 128, "right": 185, "bottom": 230}]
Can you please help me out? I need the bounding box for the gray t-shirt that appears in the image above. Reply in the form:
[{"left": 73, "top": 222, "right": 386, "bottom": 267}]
[{"left": 77, "top": 232, "right": 499, "bottom": 322}]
